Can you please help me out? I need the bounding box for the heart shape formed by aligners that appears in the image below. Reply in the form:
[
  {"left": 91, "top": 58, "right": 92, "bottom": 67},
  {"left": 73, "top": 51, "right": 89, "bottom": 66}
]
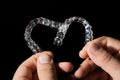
[{"left": 24, "top": 16, "right": 93, "bottom": 53}]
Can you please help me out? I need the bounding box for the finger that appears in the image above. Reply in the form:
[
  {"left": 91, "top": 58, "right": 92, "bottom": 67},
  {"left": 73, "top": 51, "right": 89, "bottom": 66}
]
[
  {"left": 56, "top": 62, "right": 75, "bottom": 80},
  {"left": 83, "top": 70, "right": 109, "bottom": 80},
  {"left": 80, "top": 36, "right": 120, "bottom": 58},
  {"left": 79, "top": 46, "right": 88, "bottom": 59},
  {"left": 13, "top": 53, "right": 39, "bottom": 80},
  {"left": 86, "top": 41, "right": 120, "bottom": 79},
  {"left": 56, "top": 62, "right": 74, "bottom": 73},
  {"left": 74, "top": 58, "right": 97, "bottom": 79},
  {"left": 103, "top": 36, "right": 120, "bottom": 52},
  {"left": 37, "top": 51, "right": 57, "bottom": 80}
]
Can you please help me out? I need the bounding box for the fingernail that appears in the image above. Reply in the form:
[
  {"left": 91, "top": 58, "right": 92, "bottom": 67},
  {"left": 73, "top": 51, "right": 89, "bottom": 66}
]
[
  {"left": 79, "top": 50, "right": 82, "bottom": 54},
  {"left": 39, "top": 54, "right": 51, "bottom": 63},
  {"left": 79, "top": 47, "right": 86, "bottom": 54}
]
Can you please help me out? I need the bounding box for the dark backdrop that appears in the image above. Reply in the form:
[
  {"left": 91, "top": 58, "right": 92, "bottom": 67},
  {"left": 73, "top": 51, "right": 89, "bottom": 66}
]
[{"left": 1, "top": 1, "right": 120, "bottom": 80}]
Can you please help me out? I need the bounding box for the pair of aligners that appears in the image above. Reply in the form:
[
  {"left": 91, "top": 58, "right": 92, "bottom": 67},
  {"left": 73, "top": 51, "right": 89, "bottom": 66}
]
[{"left": 24, "top": 16, "right": 93, "bottom": 53}]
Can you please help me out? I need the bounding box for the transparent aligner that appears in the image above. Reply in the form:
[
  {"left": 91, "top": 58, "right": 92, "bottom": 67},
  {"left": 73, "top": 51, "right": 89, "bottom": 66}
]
[
  {"left": 53, "top": 16, "right": 93, "bottom": 46},
  {"left": 24, "top": 16, "right": 93, "bottom": 53},
  {"left": 81, "top": 18, "right": 93, "bottom": 43},
  {"left": 24, "top": 18, "right": 42, "bottom": 53},
  {"left": 53, "top": 23, "right": 68, "bottom": 46},
  {"left": 24, "top": 17, "right": 60, "bottom": 53}
]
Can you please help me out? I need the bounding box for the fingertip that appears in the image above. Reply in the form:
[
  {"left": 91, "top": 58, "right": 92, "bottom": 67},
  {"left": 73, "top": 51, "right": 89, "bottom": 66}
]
[
  {"left": 79, "top": 44, "right": 90, "bottom": 59},
  {"left": 75, "top": 57, "right": 97, "bottom": 79},
  {"left": 37, "top": 52, "right": 57, "bottom": 80},
  {"left": 74, "top": 65, "right": 85, "bottom": 79},
  {"left": 38, "top": 53, "right": 52, "bottom": 64},
  {"left": 79, "top": 50, "right": 88, "bottom": 59},
  {"left": 58, "top": 62, "right": 74, "bottom": 73},
  {"left": 38, "top": 51, "right": 54, "bottom": 58}
]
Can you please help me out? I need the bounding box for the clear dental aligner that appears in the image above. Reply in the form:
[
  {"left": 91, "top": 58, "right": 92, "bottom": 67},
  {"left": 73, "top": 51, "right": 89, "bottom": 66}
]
[{"left": 24, "top": 16, "right": 93, "bottom": 53}]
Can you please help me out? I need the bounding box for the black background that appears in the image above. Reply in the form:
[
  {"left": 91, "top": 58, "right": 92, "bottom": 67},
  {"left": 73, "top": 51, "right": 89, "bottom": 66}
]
[{"left": 1, "top": 1, "right": 120, "bottom": 80}]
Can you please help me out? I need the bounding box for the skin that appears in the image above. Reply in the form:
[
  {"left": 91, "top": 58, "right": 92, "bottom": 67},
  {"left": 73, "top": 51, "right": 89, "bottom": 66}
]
[
  {"left": 75, "top": 36, "right": 120, "bottom": 80},
  {"left": 13, "top": 36, "right": 120, "bottom": 80},
  {"left": 13, "top": 51, "right": 75, "bottom": 80}
]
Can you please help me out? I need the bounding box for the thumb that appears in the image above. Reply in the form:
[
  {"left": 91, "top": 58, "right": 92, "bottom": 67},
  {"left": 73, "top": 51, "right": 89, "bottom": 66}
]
[
  {"left": 37, "top": 52, "right": 57, "bottom": 80},
  {"left": 87, "top": 43, "right": 120, "bottom": 78}
]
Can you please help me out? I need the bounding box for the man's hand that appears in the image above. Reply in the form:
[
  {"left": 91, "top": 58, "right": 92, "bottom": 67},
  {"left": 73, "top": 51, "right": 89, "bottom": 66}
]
[
  {"left": 75, "top": 36, "right": 120, "bottom": 80},
  {"left": 13, "top": 51, "right": 75, "bottom": 80}
]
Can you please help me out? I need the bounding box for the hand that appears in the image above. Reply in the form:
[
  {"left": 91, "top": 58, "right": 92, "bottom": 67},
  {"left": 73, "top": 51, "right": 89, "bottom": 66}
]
[
  {"left": 75, "top": 36, "right": 120, "bottom": 80},
  {"left": 13, "top": 51, "right": 75, "bottom": 80}
]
